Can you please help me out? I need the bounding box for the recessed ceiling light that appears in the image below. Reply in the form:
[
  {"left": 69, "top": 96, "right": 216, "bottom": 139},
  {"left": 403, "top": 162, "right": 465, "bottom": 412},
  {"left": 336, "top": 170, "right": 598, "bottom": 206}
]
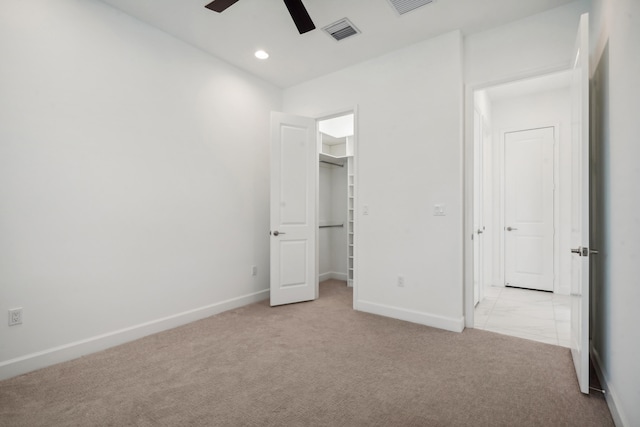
[{"left": 255, "top": 50, "right": 269, "bottom": 60}]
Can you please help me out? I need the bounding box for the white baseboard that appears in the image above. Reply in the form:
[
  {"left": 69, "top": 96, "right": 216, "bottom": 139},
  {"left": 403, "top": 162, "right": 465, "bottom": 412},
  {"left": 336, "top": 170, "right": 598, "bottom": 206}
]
[
  {"left": 355, "top": 300, "right": 465, "bottom": 333},
  {"left": 0, "top": 289, "right": 269, "bottom": 381},
  {"left": 318, "top": 271, "right": 348, "bottom": 282},
  {"left": 591, "top": 346, "right": 628, "bottom": 427}
]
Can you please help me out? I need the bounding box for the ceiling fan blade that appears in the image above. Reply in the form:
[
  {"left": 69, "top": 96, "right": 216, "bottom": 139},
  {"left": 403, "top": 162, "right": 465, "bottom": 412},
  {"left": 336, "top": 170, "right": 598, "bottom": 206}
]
[
  {"left": 205, "top": 0, "right": 240, "bottom": 13},
  {"left": 282, "top": 0, "right": 316, "bottom": 34}
]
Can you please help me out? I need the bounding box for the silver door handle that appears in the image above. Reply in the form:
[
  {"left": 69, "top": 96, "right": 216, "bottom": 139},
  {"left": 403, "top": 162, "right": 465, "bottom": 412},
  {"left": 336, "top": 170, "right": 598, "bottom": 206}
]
[
  {"left": 477, "top": 229, "right": 484, "bottom": 234},
  {"left": 571, "top": 247, "right": 600, "bottom": 256},
  {"left": 571, "top": 247, "right": 599, "bottom": 256},
  {"left": 506, "top": 227, "right": 518, "bottom": 231},
  {"left": 273, "top": 231, "right": 286, "bottom": 236}
]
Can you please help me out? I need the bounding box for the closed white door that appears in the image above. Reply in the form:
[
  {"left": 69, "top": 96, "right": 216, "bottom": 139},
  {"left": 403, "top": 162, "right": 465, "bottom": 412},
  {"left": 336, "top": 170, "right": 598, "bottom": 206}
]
[
  {"left": 473, "top": 109, "right": 484, "bottom": 305},
  {"left": 570, "top": 13, "right": 590, "bottom": 394},
  {"left": 504, "top": 127, "right": 554, "bottom": 291},
  {"left": 270, "top": 112, "right": 318, "bottom": 306}
]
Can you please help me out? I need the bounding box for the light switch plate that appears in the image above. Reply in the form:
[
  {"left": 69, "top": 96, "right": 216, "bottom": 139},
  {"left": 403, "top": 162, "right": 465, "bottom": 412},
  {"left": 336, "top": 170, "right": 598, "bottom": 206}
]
[{"left": 434, "top": 204, "right": 446, "bottom": 216}]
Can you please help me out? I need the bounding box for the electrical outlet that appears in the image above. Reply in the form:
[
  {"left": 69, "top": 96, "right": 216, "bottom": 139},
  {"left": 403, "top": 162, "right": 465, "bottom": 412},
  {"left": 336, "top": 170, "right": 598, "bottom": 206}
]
[
  {"left": 8, "top": 308, "right": 22, "bottom": 326},
  {"left": 251, "top": 265, "right": 258, "bottom": 276},
  {"left": 434, "top": 204, "right": 446, "bottom": 216},
  {"left": 397, "top": 275, "right": 405, "bottom": 287}
]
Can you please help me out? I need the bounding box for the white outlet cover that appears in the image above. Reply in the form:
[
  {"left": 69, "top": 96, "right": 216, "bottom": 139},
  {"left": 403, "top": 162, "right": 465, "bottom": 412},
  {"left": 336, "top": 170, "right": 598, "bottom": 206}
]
[
  {"left": 434, "top": 204, "right": 446, "bottom": 216},
  {"left": 8, "top": 308, "right": 22, "bottom": 326}
]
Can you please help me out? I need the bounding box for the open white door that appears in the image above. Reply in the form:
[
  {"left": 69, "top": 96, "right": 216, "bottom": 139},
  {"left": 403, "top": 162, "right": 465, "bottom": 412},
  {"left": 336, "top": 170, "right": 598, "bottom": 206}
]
[
  {"left": 270, "top": 112, "right": 318, "bottom": 306},
  {"left": 569, "top": 13, "right": 590, "bottom": 394},
  {"left": 473, "top": 109, "right": 484, "bottom": 305}
]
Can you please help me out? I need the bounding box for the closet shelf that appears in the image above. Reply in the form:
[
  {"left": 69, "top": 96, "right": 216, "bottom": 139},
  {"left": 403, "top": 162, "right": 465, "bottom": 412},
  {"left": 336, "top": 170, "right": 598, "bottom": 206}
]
[{"left": 319, "top": 153, "right": 347, "bottom": 167}]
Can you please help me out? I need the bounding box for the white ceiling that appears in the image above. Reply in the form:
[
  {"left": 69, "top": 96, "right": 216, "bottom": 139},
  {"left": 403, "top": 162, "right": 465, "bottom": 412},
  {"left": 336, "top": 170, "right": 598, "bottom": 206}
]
[{"left": 99, "top": 0, "right": 576, "bottom": 88}]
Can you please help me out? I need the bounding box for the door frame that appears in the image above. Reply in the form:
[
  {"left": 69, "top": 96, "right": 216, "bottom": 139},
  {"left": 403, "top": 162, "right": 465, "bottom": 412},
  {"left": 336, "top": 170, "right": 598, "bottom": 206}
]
[
  {"left": 472, "top": 108, "right": 485, "bottom": 306},
  {"left": 313, "top": 106, "right": 359, "bottom": 307},
  {"left": 498, "top": 123, "right": 560, "bottom": 293},
  {"left": 463, "top": 65, "right": 570, "bottom": 328}
]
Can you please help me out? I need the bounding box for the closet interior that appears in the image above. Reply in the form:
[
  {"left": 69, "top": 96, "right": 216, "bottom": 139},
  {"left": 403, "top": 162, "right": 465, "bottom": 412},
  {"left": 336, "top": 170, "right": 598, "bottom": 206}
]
[{"left": 318, "top": 114, "right": 355, "bottom": 286}]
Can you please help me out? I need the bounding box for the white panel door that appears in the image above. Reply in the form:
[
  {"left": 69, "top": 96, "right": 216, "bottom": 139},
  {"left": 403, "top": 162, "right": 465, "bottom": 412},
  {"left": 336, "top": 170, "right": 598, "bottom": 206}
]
[
  {"left": 473, "top": 109, "right": 484, "bottom": 306},
  {"left": 270, "top": 112, "right": 317, "bottom": 306},
  {"left": 504, "top": 127, "right": 555, "bottom": 291},
  {"left": 570, "top": 13, "right": 590, "bottom": 394}
]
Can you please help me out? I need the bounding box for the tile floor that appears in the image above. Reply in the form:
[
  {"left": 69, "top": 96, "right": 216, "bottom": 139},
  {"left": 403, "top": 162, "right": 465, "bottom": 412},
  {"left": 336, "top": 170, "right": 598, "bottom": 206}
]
[{"left": 474, "top": 285, "right": 571, "bottom": 347}]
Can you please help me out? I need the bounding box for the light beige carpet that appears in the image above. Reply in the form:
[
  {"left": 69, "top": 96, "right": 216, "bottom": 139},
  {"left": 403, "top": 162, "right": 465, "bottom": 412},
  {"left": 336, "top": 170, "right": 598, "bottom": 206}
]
[{"left": 0, "top": 280, "right": 613, "bottom": 426}]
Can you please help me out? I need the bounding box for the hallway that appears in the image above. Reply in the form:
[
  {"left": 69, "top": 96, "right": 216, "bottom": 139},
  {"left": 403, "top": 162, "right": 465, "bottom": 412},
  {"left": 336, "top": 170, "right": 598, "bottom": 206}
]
[{"left": 475, "top": 286, "right": 571, "bottom": 347}]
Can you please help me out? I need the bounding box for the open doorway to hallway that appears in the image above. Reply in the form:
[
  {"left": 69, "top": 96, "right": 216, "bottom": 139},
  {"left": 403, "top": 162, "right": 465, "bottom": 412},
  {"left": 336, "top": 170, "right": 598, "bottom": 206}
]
[
  {"left": 475, "top": 285, "right": 571, "bottom": 347},
  {"left": 472, "top": 70, "right": 574, "bottom": 347}
]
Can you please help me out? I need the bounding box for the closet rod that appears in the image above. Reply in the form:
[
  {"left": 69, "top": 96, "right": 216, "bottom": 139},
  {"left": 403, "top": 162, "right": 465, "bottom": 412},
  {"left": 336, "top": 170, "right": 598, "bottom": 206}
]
[
  {"left": 320, "top": 160, "right": 344, "bottom": 168},
  {"left": 319, "top": 224, "right": 344, "bottom": 229}
]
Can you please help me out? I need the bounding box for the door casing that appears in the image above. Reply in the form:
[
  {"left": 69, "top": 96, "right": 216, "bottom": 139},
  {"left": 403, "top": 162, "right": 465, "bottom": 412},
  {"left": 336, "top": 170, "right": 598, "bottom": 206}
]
[{"left": 463, "top": 65, "right": 573, "bottom": 328}]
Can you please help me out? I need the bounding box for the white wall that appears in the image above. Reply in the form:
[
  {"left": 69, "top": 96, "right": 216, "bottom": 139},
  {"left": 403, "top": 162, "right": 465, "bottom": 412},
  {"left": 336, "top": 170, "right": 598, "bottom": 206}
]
[
  {"left": 319, "top": 165, "right": 333, "bottom": 278},
  {"left": 465, "top": 1, "right": 592, "bottom": 86},
  {"left": 590, "top": 0, "right": 640, "bottom": 425},
  {"left": 318, "top": 164, "right": 347, "bottom": 281},
  {"left": 0, "top": 0, "right": 280, "bottom": 379},
  {"left": 490, "top": 88, "right": 572, "bottom": 295},
  {"left": 284, "top": 31, "right": 464, "bottom": 332}
]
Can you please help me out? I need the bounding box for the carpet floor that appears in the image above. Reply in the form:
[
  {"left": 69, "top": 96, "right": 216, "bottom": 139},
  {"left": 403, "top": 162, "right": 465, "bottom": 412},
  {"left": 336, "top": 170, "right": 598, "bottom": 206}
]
[{"left": 0, "top": 280, "right": 613, "bottom": 426}]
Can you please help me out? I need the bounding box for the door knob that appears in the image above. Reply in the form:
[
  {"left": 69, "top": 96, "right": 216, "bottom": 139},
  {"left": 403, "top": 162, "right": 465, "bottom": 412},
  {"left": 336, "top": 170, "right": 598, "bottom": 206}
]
[
  {"left": 477, "top": 229, "right": 484, "bottom": 234},
  {"left": 273, "top": 231, "right": 286, "bottom": 236},
  {"left": 571, "top": 247, "right": 599, "bottom": 256},
  {"left": 506, "top": 226, "right": 518, "bottom": 231}
]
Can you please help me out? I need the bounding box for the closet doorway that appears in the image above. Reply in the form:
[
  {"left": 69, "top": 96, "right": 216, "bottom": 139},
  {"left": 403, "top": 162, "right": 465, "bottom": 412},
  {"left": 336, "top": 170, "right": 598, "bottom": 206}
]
[
  {"left": 269, "top": 110, "right": 356, "bottom": 306},
  {"left": 317, "top": 113, "right": 356, "bottom": 290}
]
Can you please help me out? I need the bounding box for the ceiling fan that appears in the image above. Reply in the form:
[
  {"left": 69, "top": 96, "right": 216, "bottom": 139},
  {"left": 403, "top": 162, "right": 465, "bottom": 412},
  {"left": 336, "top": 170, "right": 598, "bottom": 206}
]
[{"left": 205, "top": 0, "right": 316, "bottom": 34}]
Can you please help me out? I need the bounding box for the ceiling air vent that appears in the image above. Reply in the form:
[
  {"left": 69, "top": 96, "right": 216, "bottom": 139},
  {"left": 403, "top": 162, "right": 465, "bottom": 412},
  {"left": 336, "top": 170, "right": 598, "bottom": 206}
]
[
  {"left": 388, "top": 0, "right": 435, "bottom": 15},
  {"left": 323, "top": 18, "right": 360, "bottom": 41}
]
